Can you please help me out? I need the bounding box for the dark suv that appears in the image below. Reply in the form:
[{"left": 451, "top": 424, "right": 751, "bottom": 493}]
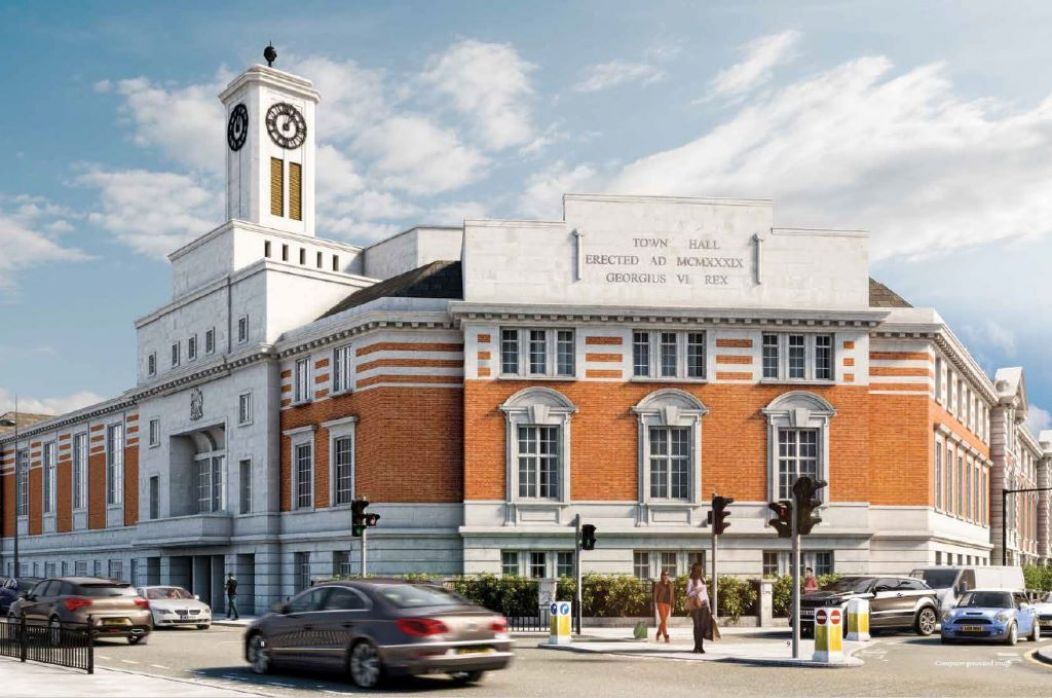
[{"left": 796, "top": 575, "right": 940, "bottom": 637}]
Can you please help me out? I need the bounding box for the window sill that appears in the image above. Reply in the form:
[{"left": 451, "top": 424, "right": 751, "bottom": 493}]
[
  {"left": 238, "top": 420, "right": 253, "bottom": 428},
  {"left": 758, "top": 378, "right": 836, "bottom": 387},
  {"left": 510, "top": 499, "right": 564, "bottom": 506},
  {"left": 498, "top": 375, "right": 577, "bottom": 382},
  {"left": 629, "top": 376, "right": 708, "bottom": 384},
  {"left": 149, "top": 442, "right": 160, "bottom": 449}
]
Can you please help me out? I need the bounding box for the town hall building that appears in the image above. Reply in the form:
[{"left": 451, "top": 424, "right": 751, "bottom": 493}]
[{"left": 2, "top": 58, "right": 1049, "bottom": 615}]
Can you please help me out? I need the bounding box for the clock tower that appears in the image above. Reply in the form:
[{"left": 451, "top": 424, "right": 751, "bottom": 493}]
[{"left": 219, "top": 56, "right": 320, "bottom": 237}]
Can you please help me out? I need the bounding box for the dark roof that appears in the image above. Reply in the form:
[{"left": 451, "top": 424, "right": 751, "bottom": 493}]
[
  {"left": 319, "top": 260, "right": 463, "bottom": 320},
  {"left": 868, "top": 278, "right": 912, "bottom": 308}
]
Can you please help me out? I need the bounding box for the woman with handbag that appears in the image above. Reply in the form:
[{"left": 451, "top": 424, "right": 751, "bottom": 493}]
[{"left": 686, "top": 562, "right": 718, "bottom": 653}]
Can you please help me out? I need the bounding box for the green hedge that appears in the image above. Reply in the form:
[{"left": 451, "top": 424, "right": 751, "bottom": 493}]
[{"left": 1023, "top": 564, "right": 1052, "bottom": 592}]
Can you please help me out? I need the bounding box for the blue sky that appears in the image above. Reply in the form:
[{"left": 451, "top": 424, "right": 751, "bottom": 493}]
[{"left": 2, "top": 0, "right": 1052, "bottom": 428}]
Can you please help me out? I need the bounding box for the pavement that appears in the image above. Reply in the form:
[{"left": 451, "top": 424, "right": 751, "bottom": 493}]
[
  {"left": 1037, "top": 644, "right": 1052, "bottom": 665},
  {"left": 0, "top": 656, "right": 266, "bottom": 697}
]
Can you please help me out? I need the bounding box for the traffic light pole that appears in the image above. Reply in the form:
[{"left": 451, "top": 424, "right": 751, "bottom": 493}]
[
  {"left": 574, "top": 513, "right": 582, "bottom": 635},
  {"left": 791, "top": 499, "right": 800, "bottom": 659},
  {"left": 711, "top": 530, "right": 718, "bottom": 619},
  {"left": 361, "top": 527, "right": 368, "bottom": 578}
]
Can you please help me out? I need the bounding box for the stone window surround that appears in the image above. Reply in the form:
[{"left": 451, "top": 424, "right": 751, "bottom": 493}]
[
  {"left": 631, "top": 329, "right": 709, "bottom": 382},
  {"left": 285, "top": 424, "right": 316, "bottom": 510},
  {"left": 499, "top": 327, "right": 576, "bottom": 379},
  {"left": 323, "top": 416, "right": 357, "bottom": 507},
  {"left": 500, "top": 386, "right": 577, "bottom": 505},
  {"left": 632, "top": 388, "right": 708, "bottom": 505},
  {"left": 761, "top": 391, "right": 836, "bottom": 502},
  {"left": 238, "top": 392, "right": 253, "bottom": 427},
  {"left": 72, "top": 431, "right": 89, "bottom": 512},
  {"left": 148, "top": 418, "right": 160, "bottom": 447},
  {"left": 42, "top": 440, "right": 57, "bottom": 517},
  {"left": 759, "top": 332, "right": 836, "bottom": 383},
  {"left": 105, "top": 419, "right": 125, "bottom": 509}
]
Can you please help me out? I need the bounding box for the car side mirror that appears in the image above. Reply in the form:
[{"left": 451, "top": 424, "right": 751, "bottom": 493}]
[{"left": 270, "top": 601, "right": 288, "bottom": 615}]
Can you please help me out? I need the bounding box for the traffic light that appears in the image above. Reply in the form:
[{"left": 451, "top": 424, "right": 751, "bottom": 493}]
[
  {"left": 707, "top": 494, "right": 734, "bottom": 535},
  {"left": 351, "top": 498, "right": 369, "bottom": 537},
  {"left": 365, "top": 512, "right": 381, "bottom": 528},
  {"left": 767, "top": 500, "right": 792, "bottom": 538},
  {"left": 580, "top": 524, "right": 597, "bottom": 551},
  {"left": 792, "top": 476, "right": 827, "bottom": 535}
]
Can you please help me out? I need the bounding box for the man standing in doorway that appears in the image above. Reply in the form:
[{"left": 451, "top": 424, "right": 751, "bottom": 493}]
[{"left": 225, "top": 572, "right": 240, "bottom": 620}]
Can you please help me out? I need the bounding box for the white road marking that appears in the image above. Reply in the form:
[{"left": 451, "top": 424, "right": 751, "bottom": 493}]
[
  {"left": 150, "top": 664, "right": 168, "bottom": 669},
  {"left": 120, "top": 659, "right": 139, "bottom": 664},
  {"left": 997, "top": 652, "right": 1018, "bottom": 656},
  {"left": 98, "top": 655, "right": 112, "bottom": 660}
]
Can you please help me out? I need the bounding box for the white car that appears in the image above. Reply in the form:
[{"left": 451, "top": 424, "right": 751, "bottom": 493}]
[
  {"left": 137, "top": 585, "right": 212, "bottom": 629},
  {"left": 1034, "top": 592, "right": 1052, "bottom": 628}
]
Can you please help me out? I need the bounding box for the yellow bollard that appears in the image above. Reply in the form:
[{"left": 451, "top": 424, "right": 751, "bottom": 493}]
[
  {"left": 812, "top": 607, "right": 845, "bottom": 663},
  {"left": 846, "top": 597, "right": 871, "bottom": 642},
  {"left": 548, "top": 601, "right": 572, "bottom": 645}
]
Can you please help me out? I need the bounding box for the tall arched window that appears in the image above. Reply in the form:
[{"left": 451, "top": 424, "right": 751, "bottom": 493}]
[
  {"left": 500, "top": 387, "right": 577, "bottom": 505},
  {"left": 632, "top": 389, "right": 708, "bottom": 506},
  {"left": 762, "top": 391, "right": 836, "bottom": 502}
]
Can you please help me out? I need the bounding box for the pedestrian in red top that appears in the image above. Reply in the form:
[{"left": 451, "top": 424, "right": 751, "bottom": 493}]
[{"left": 804, "top": 567, "right": 819, "bottom": 593}]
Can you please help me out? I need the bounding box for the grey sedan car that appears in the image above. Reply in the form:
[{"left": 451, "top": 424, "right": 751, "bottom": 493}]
[{"left": 244, "top": 580, "right": 512, "bottom": 688}]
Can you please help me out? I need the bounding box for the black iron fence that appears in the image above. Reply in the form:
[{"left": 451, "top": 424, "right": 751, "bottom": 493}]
[{"left": 0, "top": 616, "right": 94, "bottom": 674}]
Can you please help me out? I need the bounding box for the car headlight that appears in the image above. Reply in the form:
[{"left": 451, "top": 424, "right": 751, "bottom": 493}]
[
  {"left": 995, "top": 611, "right": 1012, "bottom": 623},
  {"left": 942, "top": 612, "right": 955, "bottom": 623}
]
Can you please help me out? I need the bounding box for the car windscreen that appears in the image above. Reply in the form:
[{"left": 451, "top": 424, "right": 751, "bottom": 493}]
[
  {"left": 145, "top": 587, "right": 192, "bottom": 600},
  {"left": 78, "top": 584, "right": 138, "bottom": 598},
  {"left": 957, "top": 591, "right": 1012, "bottom": 608},
  {"left": 918, "top": 569, "right": 959, "bottom": 589},
  {"left": 825, "top": 577, "right": 873, "bottom": 593},
  {"left": 378, "top": 584, "right": 463, "bottom": 608}
]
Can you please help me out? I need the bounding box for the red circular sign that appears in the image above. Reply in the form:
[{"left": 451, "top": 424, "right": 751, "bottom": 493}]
[
  {"left": 830, "top": 609, "right": 841, "bottom": 625},
  {"left": 816, "top": 609, "right": 827, "bottom": 625}
]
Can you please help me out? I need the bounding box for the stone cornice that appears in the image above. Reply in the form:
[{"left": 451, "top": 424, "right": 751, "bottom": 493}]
[
  {"left": 276, "top": 314, "right": 455, "bottom": 359},
  {"left": 0, "top": 397, "right": 135, "bottom": 446}
]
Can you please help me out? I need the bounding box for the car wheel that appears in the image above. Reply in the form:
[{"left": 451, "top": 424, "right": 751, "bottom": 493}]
[
  {"left": 128, "top": 634, "right": 147, "bottom": 645},
  {"left": 1005, "top": 622, "right": 1018, "bottom": 646},
  {"left": 48, "top": 617, "right": 61, "bottom": 646},
  {"left": 450, "top": 670, "right": 485, "bottom": 685},
  {"left": 349, "top": 640, "right": 383, "bottom": 689},
  {"left": 247, "top": 633, "right": 271, "bottom": 675},
  {"left": 915, "top": 607, "right": 938, "bottom": 636},
  {"left": 1030, "top": 620, "right": 1040, "bottom": 642}
]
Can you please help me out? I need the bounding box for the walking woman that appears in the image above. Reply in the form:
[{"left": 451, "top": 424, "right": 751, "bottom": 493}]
[
  {"left": 653, "top": 569, "right": 675, "bottom": 642},
  {"left": 686, "top": 562, "right": 718, "bottom": 653}
]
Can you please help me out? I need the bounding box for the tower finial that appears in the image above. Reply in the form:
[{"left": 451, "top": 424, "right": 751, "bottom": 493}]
[{"left": 264, "top": 43, "right": 277, "bottom": 68}]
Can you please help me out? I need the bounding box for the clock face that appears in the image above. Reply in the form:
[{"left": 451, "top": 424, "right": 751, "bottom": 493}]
[
  {"left": 227, "top": 103, "right": 248, "bottom": 151},
  {"left": 266, "top": 102, "right": 307, "bottom": 149}
]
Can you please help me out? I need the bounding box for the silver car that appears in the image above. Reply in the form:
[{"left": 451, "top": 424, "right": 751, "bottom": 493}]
[
  {"left": 137, "top": 586, "right": 212, "bottom": 630},
  {"left": 245, "top": 580, "right": 513, "bottom": 688}
]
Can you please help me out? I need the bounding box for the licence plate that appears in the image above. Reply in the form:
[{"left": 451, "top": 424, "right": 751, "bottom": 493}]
[
  {"left": 456, "top": 647, "right": 492, "bottom": 655},
  {"left": 800, "top": 610, "right": 814, "bottom": 617},
  {"left": 102, "top": 618, "right": 128, "bottom": 626},
  {"left": 960, "top": 625, "right": 984, "bottom": 632}
]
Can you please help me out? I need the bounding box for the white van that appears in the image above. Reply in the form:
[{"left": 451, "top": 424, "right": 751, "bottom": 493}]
[{"left": 910, "top": 566, "right": 1026, "bottom": 612}]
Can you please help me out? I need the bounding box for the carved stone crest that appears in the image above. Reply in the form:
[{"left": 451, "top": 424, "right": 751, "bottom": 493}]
[{"left": 190, "top": 387, "right": 204, "bottom": 421}]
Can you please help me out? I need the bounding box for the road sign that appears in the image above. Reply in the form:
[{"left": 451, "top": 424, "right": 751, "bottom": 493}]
[
  {"left": 815, "top": 609, "right": 827, "bottom": 625},
  {"left": 549, "top": 601, "right": 572, "bottom": 645},
  {"left": 813, "top": 606, "right": 844, "bottom": 664},
  {"left": 830, "top": 608, "right": 841, "bottom": 625}
]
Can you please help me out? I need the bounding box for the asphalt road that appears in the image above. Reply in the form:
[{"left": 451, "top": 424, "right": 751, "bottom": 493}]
[{"left": 89, "top": 625, "right": 1052, "bottom": 697}]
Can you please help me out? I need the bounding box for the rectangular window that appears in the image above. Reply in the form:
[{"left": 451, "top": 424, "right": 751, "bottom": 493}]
[
  {"left": 196, "top": 456, "right": 225, "bottom": 513},
  {"left": 289, "top": 162, "right": 302, "bottom": 221},
  {"left": 282, "top": 244, "right": 289, "bottom": 261},
  {"left": 964, "top": 457, "right": 972, "bottom": 520},
  {"left": 517, "top": 425, "right": 560, "bottom": 499},
  {"left": 935, "top": 550, "right": 942, "bottom": 566},
  {"left": 501, "top": 329, "right": 520, "bottom": 375},
  {"left": 93, "top": 560, "right": 102, "bottom": 578},
  {"left": 957, "top": 454, "right": 964, "bottom": 516},
  {"left": 295, "top": 442, "right": 313, "bottom": 509},
  {"left": 108, "top": 559, "right": 123, "bottom": 582},
  {"left": 556, "top": 330, "right": 575, "bottom": 376},
  {"left": 762, "top": 333, "right": 779, "bottom": 379},
  {"left": 787, "top": 334, "right": 806, "bottom": 379},
  {"left": 147, "top": 352, "right": 156, "bottom": 377},
  {"left": 686, "top": 332, "right": 706, "bottom": 378},
  {"left": 334, "top": 436, "right": 354, "bottom": 505},
  {"left": 42, "top": 442, "right": 56, "bottom": 515},
  {"left": 75, "top": 561, "right": 87, "bottom": 577},
  {"left": 294, "top": 358, "right": 311, "bottom": 403},
  {"left": 813, "top": 551, "right": 834, "bottom": 576},
  {"left": 239, "top": 459, "right": 251, "bottom": 514},
  {"left": 73, "top": 433, "right": 87, "bottom": 510},
  {"left": 238, "top": 316, "right": 249, "bottom": 344},
  {"left": 333, "top": 345, "right": 353, "bottom": 393},
  {"left": 106, "top": 423, "right": 124, "bottom": 506},
  {"left": 299, "top": 247, "right": 306, "bottom": 265},
  {"left": 270, "top": 157, "right": 284, "bottom": 217},
  {"left": 946, "top": 371, "right": 954, "bottom": 413},
  {"left": 264, "top": 240, "right": 272, "bottom": 258},
  {"left": 295, "top": 552, "right": 311, "bottom": 591},
  {"left": 762, "top": 551, "right": 780, "bottom": 578},
  {"left": 946, "top": 445, "right": 954, "bottom": 514},
  {"left": 501, "top": 551, "right": 519, "bottom": 576},
  {"left": 529, "top": 330, "right": 546, "bottom": 374},
  {"left": 16, "top": 449, "right": 28, "bottom": 516},
  {"left": 205, "top": 328, "right": 215, "bottom": 354},
  {"left": 660, "top": 552, "right": 677, "bottom": 577},
  {"left": 660, "top": 332, "right": 677, "bottom": 377},
  {"left": 633, "top": 331, "right": 650, "bottom": 377},
  {"left": 935, "top": 357, "right": 943, "bottom": 401},
  {"left": 316, "top": 251, "right": 323, "bottom": 269},
  {"left": 332, "top": 255, "right": 339, "bottom": 272},
  {"left": 814, "top": 334, "right": 833, "bottom": 380},
  {"left": 188, "top": 335, "right": 197, "bottom": 361},
  {"left": 934, "top": 438, "right": 942, "bottom": 511},
  {"left": 529, "top": 552, "right": 546, "bottom": 579},
  {"left": 238, "top": 393, "right": 252, "bottom": 426},
  {"left": 149, "top": 475, "right": 159, "bottom": 520},
  {"left": 687, "top": 551, "right": 706, "bottom": 576},
  {"left": 149, "top": 418, "right": 160, "bottom": 447},
  {"left": 556, "top": 551, "right": 574, "bottom": 578},
  {"left": 777, "top": 428, "right": 818, "bottom": 500},
  {"left": 649, "top": 426, "right": 691, "bottom": 500},
  {"left": 171, "top": 342, "right": 180, "bottom": 367},
  {"left": 333, "top": 550, "right": 351, "bottom": 577},
  {"left": 633, "top": 551, "right": 650, "bottom": 580}
]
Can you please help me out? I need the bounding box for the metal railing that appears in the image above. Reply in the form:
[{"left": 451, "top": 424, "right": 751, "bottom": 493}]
[{"left": 0, "top": 616, "right": 94, "bottom": 674}]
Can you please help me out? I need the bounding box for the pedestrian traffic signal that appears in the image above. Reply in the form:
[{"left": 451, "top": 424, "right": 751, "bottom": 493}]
[
  {"left": 792, "top": 476, "right": 827, "bottom": 536},
  {"left": 768, "top": 500, "right": 792, "bottom": 538},
  {"left": 365, "top": 512, "right": 380, "bottom": 528},
  {"left": 581, "top": 524, "right": 597, "bottom": 551},
  {"left": 708, "top": 494, "right": 734, "bottom": 535},
  {"left": 352, "top": 498, "right": 369, "bottom": 537}
]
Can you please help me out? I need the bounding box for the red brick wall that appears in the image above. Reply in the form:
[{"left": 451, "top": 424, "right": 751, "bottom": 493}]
[
  {"left": 1, "top": 472, "right": 13, "bottom": 537},
  {"left": 280, "top": 387, "right": 464, "bottom": 510},
  {"left": 28, "top": 466, "right": 42, "bottom": 536},
  {"left": 57, "top": 437, "right": 73, "bottom": 533},
  {"left": 124, "top": 445, "right": 139, "bottom": 526},
  {"left": 88, "top": 451, "right": 106, "bottom": 530}
]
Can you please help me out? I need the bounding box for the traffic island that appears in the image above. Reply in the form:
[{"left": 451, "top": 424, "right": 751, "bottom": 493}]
[{"left": 1035, "top": 646, "right": 1052, "bottom": 666}]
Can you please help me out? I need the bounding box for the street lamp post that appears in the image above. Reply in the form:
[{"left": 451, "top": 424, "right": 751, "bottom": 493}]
[{"left": 1001, "top": 485, "right": 1052, "bottom": 566}]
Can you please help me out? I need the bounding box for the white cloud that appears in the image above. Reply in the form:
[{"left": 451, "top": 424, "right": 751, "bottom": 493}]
[
  {"left": 0, "top": 388, "right": 106, "bottom": 417},
  {"left": 709, "top": 29, "right": 800, "bottom": 98},
  {"left": 1027, "top": 405, "right": 1051, "bottom": 435},
  {"left": 354, "top": 116, "right": 488, "bottom": 194},
  {"left": 574, "top": 60, "right": 665, "bottom": 93},
  {"left": 965, "top": 319, "right": 1017, "bottom": 357},
  {"left": 607, "top": 55, "right": 1052, "bottom": 261},
  {"left": 421, "top": 39, "right": 536, "bottom": 150},
  {"left": 288, "top": 56, "right": 388, "bottom": 143},
  {"left": 0, "top": 196, "right": 90, "bottom": 292},
  {"left": 518, "top": 161, "right": 601, "bottom": 219},
  {"left": 76, "top": 168, "right": 223, "bottom": 258},
  {"left": 427, "top": 200, "right": 488, "bottom": 225}
]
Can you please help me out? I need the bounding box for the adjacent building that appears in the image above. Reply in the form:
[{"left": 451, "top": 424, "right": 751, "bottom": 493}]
[{"left": 2, "top": 59, "right": 1049, "bottom": 614}]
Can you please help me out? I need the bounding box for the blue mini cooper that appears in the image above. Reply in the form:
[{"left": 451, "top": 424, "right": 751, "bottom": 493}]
[{"left": 941, "top": 589, "right": 1040, "bottom": 645}]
